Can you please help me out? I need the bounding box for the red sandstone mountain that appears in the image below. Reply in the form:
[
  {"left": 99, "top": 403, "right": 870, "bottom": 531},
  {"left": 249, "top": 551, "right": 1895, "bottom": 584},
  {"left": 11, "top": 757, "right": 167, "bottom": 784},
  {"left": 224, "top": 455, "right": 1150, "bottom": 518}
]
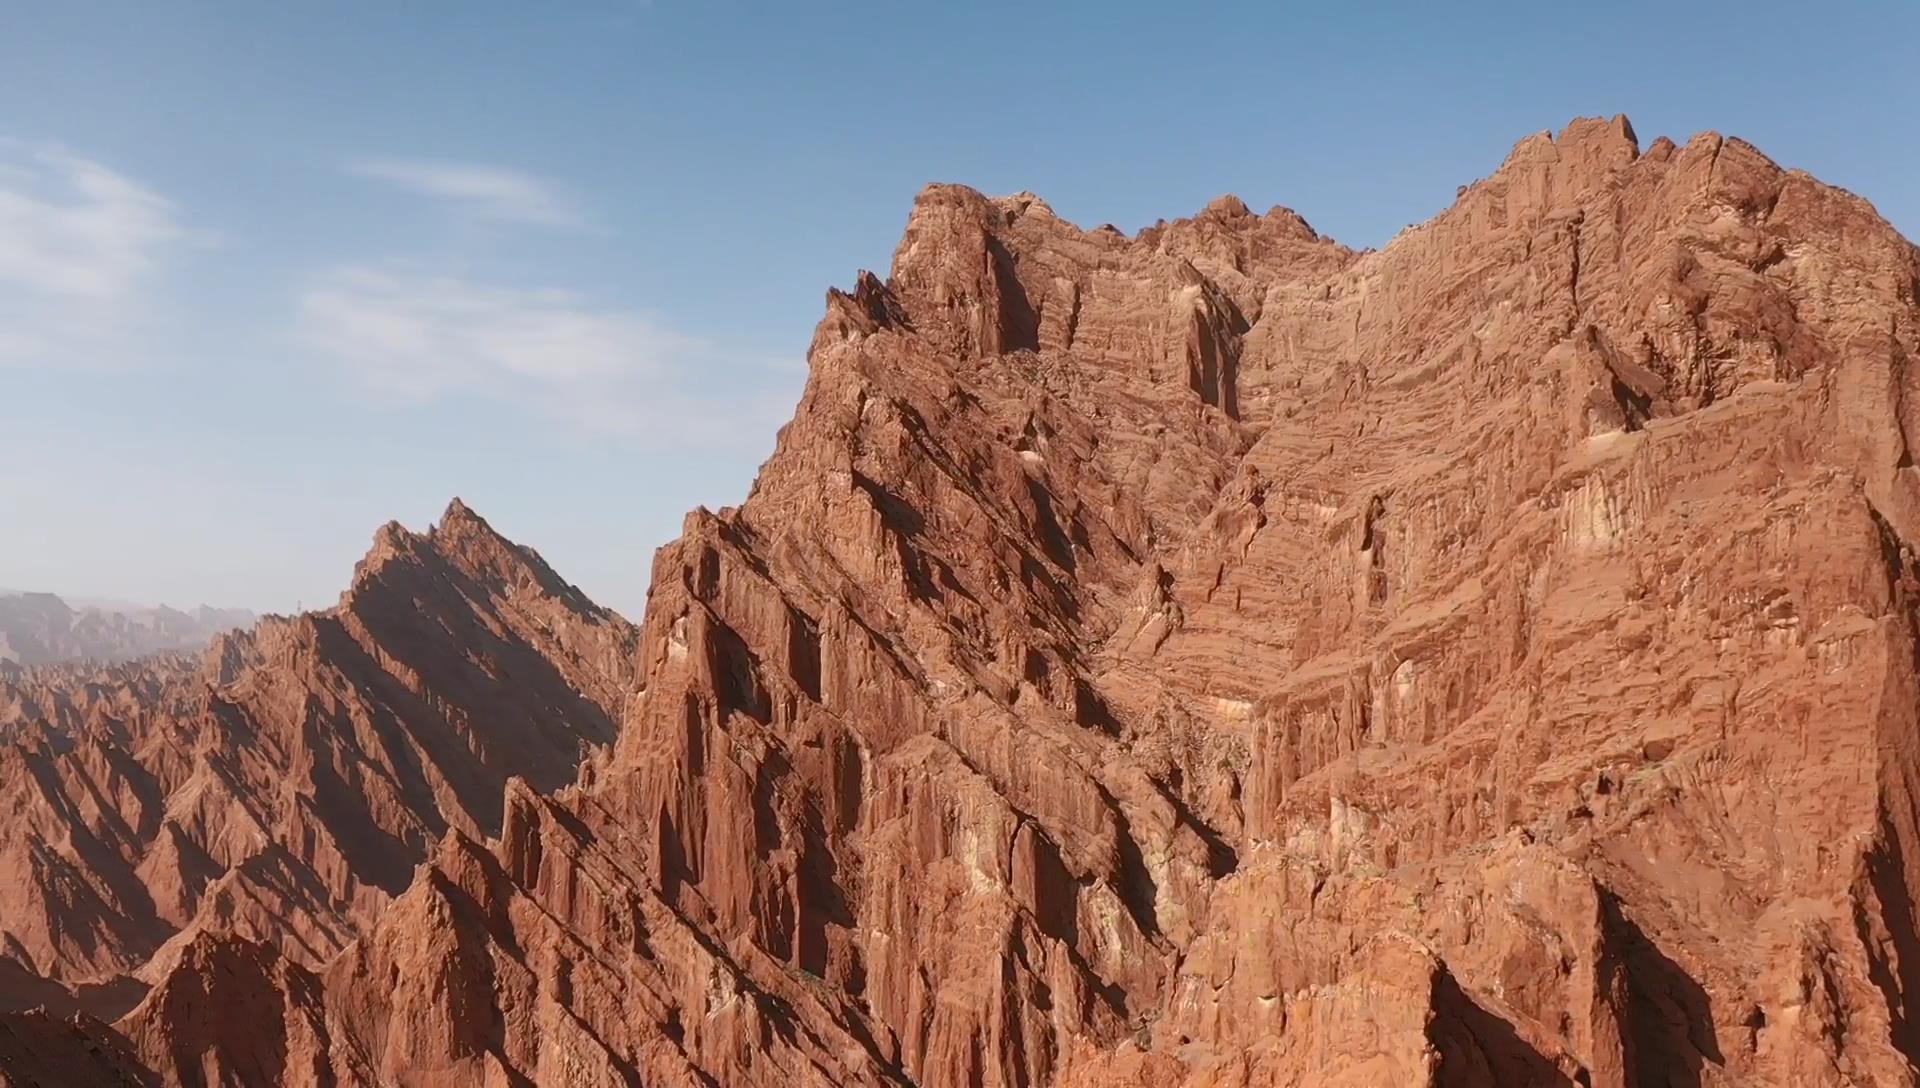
[
  {"left": 0, "top": 500, "right": 636, "bottom": 1021},
  {"left": 6, "top": 115, "right": 1920, "bottom": 1086}
]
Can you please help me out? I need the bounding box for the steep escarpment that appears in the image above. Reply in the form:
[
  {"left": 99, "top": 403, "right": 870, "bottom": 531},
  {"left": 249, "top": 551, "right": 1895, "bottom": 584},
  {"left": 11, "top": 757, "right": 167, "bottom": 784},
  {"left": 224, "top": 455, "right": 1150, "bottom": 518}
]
[
  {"left": 12, "top": 115, "right": 1920, "bottom": 1087},
  {"left": 0, "top": 500, "right": 637, "bottom": 1021}
]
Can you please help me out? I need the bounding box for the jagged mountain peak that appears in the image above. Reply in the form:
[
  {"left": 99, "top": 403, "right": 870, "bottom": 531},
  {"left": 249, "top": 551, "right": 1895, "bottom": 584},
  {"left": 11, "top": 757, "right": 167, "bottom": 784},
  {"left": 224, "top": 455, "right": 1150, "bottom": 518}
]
[
  {"left": 0, "top": 503, "right": 636, "bottom": 1033},
  {"left": 344, "top": 498, "right": 607, "bottom": 628}
]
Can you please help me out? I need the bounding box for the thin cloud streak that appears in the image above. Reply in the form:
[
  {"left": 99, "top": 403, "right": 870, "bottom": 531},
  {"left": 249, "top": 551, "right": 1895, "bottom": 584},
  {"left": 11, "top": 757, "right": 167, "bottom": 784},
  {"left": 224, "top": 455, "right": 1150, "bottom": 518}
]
[
  {"left": 347, "top": 158, "right": 581, "bottom": 226},
  {"left": 0, "top": 144, "right": 184, "bottom": 366},
  {"left": 0, "top": 146, "right": 180, "bottom": 299},
  {"left": 298, "top": 266, "right": 787, "bottom": 444}
]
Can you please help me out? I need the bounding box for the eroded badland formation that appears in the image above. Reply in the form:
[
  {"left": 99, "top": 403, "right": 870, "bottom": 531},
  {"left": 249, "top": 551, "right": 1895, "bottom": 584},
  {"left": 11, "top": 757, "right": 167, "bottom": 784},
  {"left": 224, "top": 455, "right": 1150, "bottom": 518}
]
[{"left": 4, "top": 115, "right": 1920, "bottom": 1086}]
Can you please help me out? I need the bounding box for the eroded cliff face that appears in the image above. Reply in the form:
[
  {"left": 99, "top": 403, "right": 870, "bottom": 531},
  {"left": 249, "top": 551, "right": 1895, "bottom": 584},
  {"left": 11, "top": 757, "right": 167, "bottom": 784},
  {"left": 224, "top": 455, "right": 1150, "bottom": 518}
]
[{"left": 6, "top": 115, "right": 1920, "bottom": 1088}]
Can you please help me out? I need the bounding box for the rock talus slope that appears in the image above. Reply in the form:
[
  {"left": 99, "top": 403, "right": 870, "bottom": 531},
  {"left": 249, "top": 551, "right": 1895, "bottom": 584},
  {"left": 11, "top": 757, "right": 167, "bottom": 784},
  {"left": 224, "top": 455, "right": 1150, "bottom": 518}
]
[{"left": 9, "top": 115, "right": 1920, "bottom": 1087}]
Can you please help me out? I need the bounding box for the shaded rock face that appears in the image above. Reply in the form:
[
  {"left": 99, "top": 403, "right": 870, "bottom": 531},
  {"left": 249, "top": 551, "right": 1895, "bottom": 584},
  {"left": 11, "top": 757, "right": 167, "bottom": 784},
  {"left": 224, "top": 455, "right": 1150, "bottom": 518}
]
[
  {"left": 0, "top": 500, "right": 637, "bottom": 1024},
  {"left": 8, "top": 114, "right": 1920, "bottom": 1087}
]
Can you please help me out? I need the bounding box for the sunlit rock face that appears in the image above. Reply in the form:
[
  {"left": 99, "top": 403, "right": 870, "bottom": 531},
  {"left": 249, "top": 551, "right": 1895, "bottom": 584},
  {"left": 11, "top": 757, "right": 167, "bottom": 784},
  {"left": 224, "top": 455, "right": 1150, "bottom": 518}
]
[{"left": 0, "top": 500, "right": 635, "bottom": 1020}]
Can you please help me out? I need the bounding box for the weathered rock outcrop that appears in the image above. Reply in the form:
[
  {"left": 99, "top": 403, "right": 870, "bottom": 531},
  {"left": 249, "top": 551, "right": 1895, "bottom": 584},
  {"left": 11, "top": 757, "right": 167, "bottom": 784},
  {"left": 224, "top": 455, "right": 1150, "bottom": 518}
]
[{"left": 7, "top": 115, "right": 1920, "bottom": 1087}]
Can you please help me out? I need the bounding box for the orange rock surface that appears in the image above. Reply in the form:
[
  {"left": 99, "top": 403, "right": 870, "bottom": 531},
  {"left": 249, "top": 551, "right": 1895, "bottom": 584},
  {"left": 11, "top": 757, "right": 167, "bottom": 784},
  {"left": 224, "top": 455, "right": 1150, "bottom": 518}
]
[{"left": 6, "top": 115, "right": 1920, "bottom": 1086}]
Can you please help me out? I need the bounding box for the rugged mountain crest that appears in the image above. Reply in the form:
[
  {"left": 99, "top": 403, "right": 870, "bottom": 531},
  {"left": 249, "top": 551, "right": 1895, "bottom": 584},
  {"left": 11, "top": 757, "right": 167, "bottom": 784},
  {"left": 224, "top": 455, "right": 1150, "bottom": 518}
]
[
  {"left": 8, "top": 115, "right": 1920, "bottom": 1087},
  {"left": 0, "top": 500, "right": 637, "bottom": 1023}
]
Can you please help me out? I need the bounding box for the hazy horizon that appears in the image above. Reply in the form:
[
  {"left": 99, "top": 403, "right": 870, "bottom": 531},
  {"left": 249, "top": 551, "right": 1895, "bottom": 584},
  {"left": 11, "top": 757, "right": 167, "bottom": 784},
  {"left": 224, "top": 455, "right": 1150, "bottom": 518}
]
[
  {"left": 0, "top": 585, "right": 257, "bottom": 617},
  {"left": 4, "top": 0, "right": 1916, "bottom": 617}
]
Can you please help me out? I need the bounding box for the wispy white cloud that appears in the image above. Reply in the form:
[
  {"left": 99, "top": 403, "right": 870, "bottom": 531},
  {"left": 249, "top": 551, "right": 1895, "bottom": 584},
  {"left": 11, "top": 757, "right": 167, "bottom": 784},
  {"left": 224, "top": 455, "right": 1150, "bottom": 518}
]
[
  {"left": 298, "top": 267, "right": 785, "bottom": 441},
  {"left": 347, "top": 158, "right": 580, "bottom": 226},
  {"left": 0, "top": 144, "right": 185, "bottom": 365}
]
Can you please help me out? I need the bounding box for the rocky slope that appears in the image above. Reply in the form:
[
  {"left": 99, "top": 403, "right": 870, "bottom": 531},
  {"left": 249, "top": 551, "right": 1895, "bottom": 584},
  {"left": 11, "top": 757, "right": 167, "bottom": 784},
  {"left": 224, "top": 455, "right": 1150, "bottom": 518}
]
[
  {"left": 7, "top": 114, "right": 1920, "bottom": 1087},
  {"left": 0, "top": 500, "right": 637, "bottom": 1025},
  {"left": 0, "top": 593, "right": 255, "bottom": 666}
]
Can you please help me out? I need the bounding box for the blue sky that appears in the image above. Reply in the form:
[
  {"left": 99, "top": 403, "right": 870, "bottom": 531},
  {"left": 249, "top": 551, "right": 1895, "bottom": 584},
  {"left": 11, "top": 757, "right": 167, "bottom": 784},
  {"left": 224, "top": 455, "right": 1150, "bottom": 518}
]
[{"left": 2, "top": 1, "right": 1915, "bottom": 616}]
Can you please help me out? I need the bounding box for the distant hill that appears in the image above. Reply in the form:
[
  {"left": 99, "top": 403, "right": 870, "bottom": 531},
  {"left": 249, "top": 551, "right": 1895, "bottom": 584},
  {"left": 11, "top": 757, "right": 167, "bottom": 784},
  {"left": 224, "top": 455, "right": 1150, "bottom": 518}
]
[
  {"left": 9, "top": 115, "right": 1920, "bottom": 1087},
  {"left": 0, "top": 590, "right": 256, "bottom": 664}
]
